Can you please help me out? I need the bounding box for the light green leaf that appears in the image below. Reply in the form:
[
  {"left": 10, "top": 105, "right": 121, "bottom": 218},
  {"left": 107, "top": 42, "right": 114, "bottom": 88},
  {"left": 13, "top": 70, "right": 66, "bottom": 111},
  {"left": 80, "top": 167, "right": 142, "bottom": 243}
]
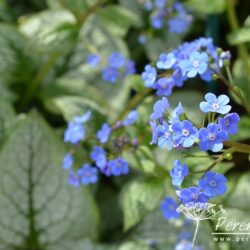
[
  {"left": 121, "top": 177, "right": 166, "bottom": 231},
  {"left": 0, "top": 100, "right": 16, "bottom": 143},
  {"left": 0, "top": 112, "right": 99, "bottom": 249},
  {"left": 96, "top": 5, "right": 141, "bottom": 37},
  {"left": 19, "top": 10, "right": 77, "bottom": 54},
  {"left": 228, "top": 27, "right": 250, "bottom": 45},
  {"left": 186, "top": 0, "right": 226, "bottom": 14}
]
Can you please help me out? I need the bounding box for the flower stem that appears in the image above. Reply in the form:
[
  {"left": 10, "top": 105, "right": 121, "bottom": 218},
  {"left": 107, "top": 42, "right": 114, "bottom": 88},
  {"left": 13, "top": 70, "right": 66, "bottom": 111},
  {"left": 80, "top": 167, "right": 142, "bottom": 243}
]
[
  {"left": 192, "top": 220, "right": 200, "bottom": 249},
  {"left": 224, "top": 141, "right": 250, "bottom": 154}
]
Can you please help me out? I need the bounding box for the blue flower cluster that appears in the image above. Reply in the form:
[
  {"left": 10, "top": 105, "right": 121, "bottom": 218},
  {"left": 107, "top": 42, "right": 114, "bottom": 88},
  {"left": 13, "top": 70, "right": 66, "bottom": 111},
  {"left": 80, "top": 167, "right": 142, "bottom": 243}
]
[
  {"left": 160, "top": 160, "right": 227, "bottom": 219},
  {"left": 141, "top": 38, "right": 231, "bottom": 96},
  {"left": 143, "top": 0, "right": 192, "bottom": 33},
  {"left": 150, "top": 93, "right": 240, "bottom": 153},
  {"left": 86, "top": 51, "right": 136, "bottom": 84},
  {"left": 62, "top": 110, "right": 139, "bottom": 187}
]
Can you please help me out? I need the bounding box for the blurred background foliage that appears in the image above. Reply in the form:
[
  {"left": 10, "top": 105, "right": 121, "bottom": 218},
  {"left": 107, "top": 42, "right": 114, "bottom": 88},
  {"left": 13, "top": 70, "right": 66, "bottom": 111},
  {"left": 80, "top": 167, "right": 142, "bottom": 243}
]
[{"left": 0, "top": 0, "right": 250, "bottom": 249}]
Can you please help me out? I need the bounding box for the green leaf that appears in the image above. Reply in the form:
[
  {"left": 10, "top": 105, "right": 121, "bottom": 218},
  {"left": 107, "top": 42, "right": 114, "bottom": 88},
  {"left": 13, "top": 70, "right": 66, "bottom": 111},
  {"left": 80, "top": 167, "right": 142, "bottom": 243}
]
[
  {"left": 96, "top": 5, "right": 141, "bottom": 37},
  {"left": 0, "top": 100, "right": 16, "bottom": 143},
  {"left": 186, "top": 0, "right": 226, "bottom": 14},
  {"left": 121, "top": 177, "right": 166, "bottom": 231},
  {"left": 128, "top": 210, "right": 216, "bottom": 249},
  {"left": 228, "top": 27, "right": 250, "bottom": 45},
  {"left": 0, "top": 112, "right": 99, "bottom": 249},
  {"left": 19, "top": 10, "right": 77, "bottom": 54}
]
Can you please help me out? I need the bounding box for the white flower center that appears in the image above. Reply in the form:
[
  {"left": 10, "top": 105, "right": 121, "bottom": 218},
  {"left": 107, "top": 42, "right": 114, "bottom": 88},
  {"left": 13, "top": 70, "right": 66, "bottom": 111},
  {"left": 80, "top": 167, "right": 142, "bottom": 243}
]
[
  {"left": 209, "top": 133, "right": 215, "bottom": 141},
  {"left": 210, "top": 181, "right": 216, "bottom": 187},
  {"left": 225, "top": 120, "right": 229, "bottom": 126},
  {"left": 212, "top": 103, "right": 219, "bottom": 110},
  {"left": 192, "top": 194, "right": 198, "bottom": 200},
  {"left": 193, "top": 60, "right": 200, "bottom": 68},
  {"left": 183, "top": 129, "right": 189, "bottom": 136}
]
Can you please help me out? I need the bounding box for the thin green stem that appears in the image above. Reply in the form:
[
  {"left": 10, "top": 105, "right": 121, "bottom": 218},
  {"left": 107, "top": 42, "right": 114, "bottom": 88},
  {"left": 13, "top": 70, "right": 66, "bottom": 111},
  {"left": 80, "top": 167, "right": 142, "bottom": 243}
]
[
  {"left": 114, "top": 89, "right": 152, "bottom": 123},
  {"left": 224, "top": 141, "right": 250, "bottom": 154},
  {"left": 20, "top": 53, "right": 58, "bottom": 110},
  {"left": 226, "top": 0, "right": 250, "bottom": 75}
]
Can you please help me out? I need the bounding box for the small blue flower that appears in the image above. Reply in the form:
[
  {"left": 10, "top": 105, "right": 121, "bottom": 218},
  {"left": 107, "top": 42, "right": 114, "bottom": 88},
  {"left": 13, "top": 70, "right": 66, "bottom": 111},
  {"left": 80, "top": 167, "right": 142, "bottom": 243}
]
[
  {"left": 78, "top": 164, "right": 98, "bottom": 185},
  {"left": 154, "top": 77, "right": 174, "bottom": 96},
  {"left": 62, "top": 153, "right": 73, "bottom": 170},
  {"left": 150, "top": 120, "right": 158, "bottom": 145},
  {"left": 102, "top": 67, "right": 120, "bottom": 83},
  {"left": 108, "top": 51, "right": 126, "bottom": 68},
  {"left": 218, "top": 51, "right": 231, "bottom": 68},
  {"left": 175, "top": 241, "right": 193, "bottom": 250},
  {"left": 73, "top": 111, "right": 92, "bottom": 123},
  {"left": 218, "top": 112, "right": 240, "bottom": 134},
  {"left": 124, "top": 60, "right": 136, "bottom": 76},
  {"left": 168, "top": 102, "right": 184, "bottom": 124},
  {"left": 200, "top": 93, "right": 231, "bottom": 114},
  {"left": 156, "top": 53, "right": 176, "bottom": 70},
  {"left": 179, "top": 51, "right": 208, "bottom": 78},
  {"left": 172, "top": 120, "right": 198, "bottom": 148},
  {"left": 160, "top": 197, "right": 180, "bottom": 219},
  {"left": 170, "top": 160, "right": 189, "bottom": 186},
  {"left": 122, "top": 110, "right": 138, "bottom": 126},
  {"left": 90, "top": 146, "right": 107, "bottom": 169},
  {"left": 156, "top": 121, "right": 173, "bottom": 150},
  {"left": 97, "top": 123, "right": 112, "bottom": 144},
  {"left": 68, "top": 171, "right": 80, "bottom": 188},
  {"left": 150, "top": 97, "right": 169, "bottom": 120},
  {"left": 168, "top": 14, "right": 192, "bottom": 34},
  {"left": 64, "top": 122, "right": 85, "bottom": 144},
  {"left": 108, "top": 157, "right": 129, "bottom": 176},
  {"left": 179, "top": 187, "right": 209, "bottom": 204},
  {"left": 150, "top": 11, "right": 165, "bottom": 29},
  {"left": 141, "top": 65, "right": 157, "bottom": 87},
  {"left": 198, "top": 171, "right": 227, "bottom": 198},
  {"left": 155, "top": 0, "right": 168, "bottom": 9},
  {"left": 144, "top": 0, "right": 153, "bottom": 10},
  {"left": 199, "top": 123, "right": 228, "bottom": 152},
  {"left": 87, "top": 54, "right": 100, "bottom": 67}
]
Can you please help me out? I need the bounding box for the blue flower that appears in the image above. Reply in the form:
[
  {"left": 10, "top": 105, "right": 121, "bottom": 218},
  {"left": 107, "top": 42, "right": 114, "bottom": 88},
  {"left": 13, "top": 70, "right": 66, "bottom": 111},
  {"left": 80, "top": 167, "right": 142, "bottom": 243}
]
[
  {"left": 179, "top": 187, "right": 209, "bottom": 204},
  {"left": 168, "top": 102, "right": 184, "bottom": 124},
  {"left": 108, "top": 157, "right": 129, "bottom": 176},
  {"left": 150, "top": 97, "right": 169, "bottom": 120},
  {"left": 64, "top": 111, "right": 91, "bottom": 144},
  {"left": 62, "top": 153, "right": 73, "bottom": 170},
  {"left": 156, "top": 122, "right": 173, "bottom": 150},
  {"left": 73, "top": 111, "right": 92, "bottom": 123},
  {"left": 138, "top": 34, "right": 147, "bottom": 45},
  {"left": 97, "top": 123, "right": 112, "bottom": 144},
  {"left": 168, "top": 14, "right": 191, "bottom": 34},
  {"left": 90, "top": 146, "right": 107, "bottom": 169},
  {"left": 160, "top": 197, "right": 180, "bottom": 219},
  {"left": 175, "top": 241, "right": 193, "bottom": 250},
  {"left": 218, "top": 112, "right": 240, "bottom": 134},
  {"left": 64, "top": 122, "right": 85, "bottom": 144},
  {"left": 87, "top": 54, "right": 100, "bottom": 67},
  {"left": 124, "top": 60, "right": 136, "bottom": 76},
  {"left": 141, "top": 65, "right": 157, "bottom": 87},
  {"left": 198, "top": 171, "right": 227, "bottom": 198},
  {"left": 218, "top": 51, "right": 231, "bottom": 68},
  {"left": 78, "top": 164, "right": 98, "bottom": 185},
  {"left": 172, "top": 120, "right": 198, "bottom": 148},
  {"left": 68, "top": 171, "right": 80, "bottom": 188},
  {"left": 150, "top": 120, "right": 158, "bottom": 145},
  {"left": 108, "top": 51, "right": 126, "bottom": 68},
  {"left": 156, "top": 53, "right": 176, "bottom": 70},
  {"left": 170, "top": 160, "right": 189, "bottom": 186},
  {"left": 102, "top": 67, "right": 120, "bottom": 83},
  {"left": 154, "top": 77, "right": 174, "bottom": 96},
  {"left": 179, "top": 51, "right": 208, "bottom": 78},
  {"left": 199, "top": 123, "right": 228, "bottom": 152},
  {"left": 144, "top": 0, "right": 153, "bottom": 10},
  {"left": 150, "top": 11, "right": 165, "bottom": 29},
  {"left": 122, "top": 110, "right": 138, "bottom": 126},
  {"left": 200, "top": 93, "right": 231, "bottom": 114},
  {"left": 155, "top": 0, "right": 168, "bottom": 9}
]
